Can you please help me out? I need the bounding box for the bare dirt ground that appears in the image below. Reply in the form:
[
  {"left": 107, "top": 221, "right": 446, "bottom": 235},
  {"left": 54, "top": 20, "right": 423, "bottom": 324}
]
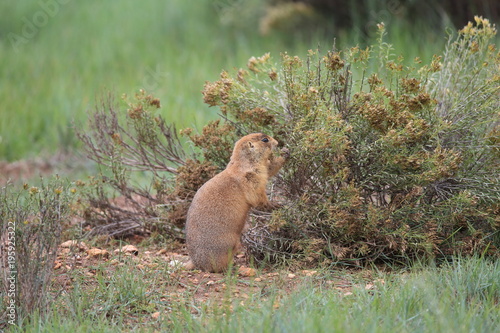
[
  {"left": 48, "top": 238, "right": 373, "bottom": 328},
  {"left": 0, "top": 153, "right": 91, "bottom": 186},
  {"left": 52, "top": 237, "right": 361, "bottom": 309}
]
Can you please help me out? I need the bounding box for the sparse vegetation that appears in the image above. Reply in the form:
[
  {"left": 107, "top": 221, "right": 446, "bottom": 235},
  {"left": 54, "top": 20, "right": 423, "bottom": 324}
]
[
  {"left": 0, "top": 177, "right": 78, "bottom": 324},
  {"left": 4, "top": 253, "right": 500, "bottom": 332},
  {"left": 75, "top": 91, "right": 188, "bottom": 239}
]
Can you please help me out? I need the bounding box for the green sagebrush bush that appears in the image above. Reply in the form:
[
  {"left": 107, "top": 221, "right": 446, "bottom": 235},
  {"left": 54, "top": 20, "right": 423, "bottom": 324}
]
[
  {"left": 79, "top": 18, "right": 499, "bottom": 266},
  {"left": 198, "top": 18, "right": 500, "bottom": 265}
]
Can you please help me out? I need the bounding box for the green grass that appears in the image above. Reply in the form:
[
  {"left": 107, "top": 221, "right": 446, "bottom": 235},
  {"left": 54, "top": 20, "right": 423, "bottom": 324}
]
[
  {"left": 0, "top": 0, "right": 447, "bottom": 161},
  {"left": 193, "top": 257, "right": 500, "bottom": 332},
  {"left": 9, "top": 256, "right": 500, "bottom": 332}
]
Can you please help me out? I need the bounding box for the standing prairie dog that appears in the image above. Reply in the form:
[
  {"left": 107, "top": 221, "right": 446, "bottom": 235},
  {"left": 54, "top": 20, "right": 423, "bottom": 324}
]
[{"left": 185, "top": 133, "right": 288, "bottom": 272}]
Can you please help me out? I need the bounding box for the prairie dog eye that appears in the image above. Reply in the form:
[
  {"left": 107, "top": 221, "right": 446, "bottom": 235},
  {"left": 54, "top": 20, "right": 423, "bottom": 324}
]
[{"left": 261, "top": 137, "right": 269, "bottom": 143}]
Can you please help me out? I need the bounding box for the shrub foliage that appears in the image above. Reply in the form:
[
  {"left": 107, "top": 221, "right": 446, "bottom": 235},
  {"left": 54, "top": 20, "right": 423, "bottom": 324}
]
[
  {"left": 79, "top": 18, "right": 499, "bottom": 266},
  {"left": 1, "top": 177, "right": 76, "bottom": 323}
]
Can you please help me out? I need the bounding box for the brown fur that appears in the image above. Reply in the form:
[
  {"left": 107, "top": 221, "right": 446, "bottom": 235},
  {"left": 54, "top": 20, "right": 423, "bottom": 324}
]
[{"left": 185, "top": 133, "right": 287, "bottom": 272}]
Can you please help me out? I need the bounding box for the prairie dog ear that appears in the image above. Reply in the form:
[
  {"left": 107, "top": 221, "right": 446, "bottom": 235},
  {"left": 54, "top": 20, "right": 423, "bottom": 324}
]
[{"left": 248, "top": 141, "right": 254, "bottom": 149}]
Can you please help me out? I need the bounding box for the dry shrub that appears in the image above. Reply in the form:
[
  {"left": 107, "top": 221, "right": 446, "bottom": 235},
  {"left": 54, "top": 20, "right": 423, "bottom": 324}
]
[
  {"left": 76, "top": 91, "right": 190, "bottom": 239},
  {"left": 0, "top": 177, "right": 76, "bottom": 325}
]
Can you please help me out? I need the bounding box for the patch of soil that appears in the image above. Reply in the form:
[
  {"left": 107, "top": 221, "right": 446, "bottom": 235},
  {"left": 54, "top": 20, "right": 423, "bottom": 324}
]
[
  {"left": 51, "top": 239, "right": 358, "bottom": 309},
  {"left": 0, "top": 152, "right": 90, "bottom": 186}
]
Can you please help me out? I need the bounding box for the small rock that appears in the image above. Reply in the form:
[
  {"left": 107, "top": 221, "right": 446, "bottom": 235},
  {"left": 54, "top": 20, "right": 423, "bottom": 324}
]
[
  {"left": 87, "top": 248, "right": 109, "bottom": 258},
  {"left": 238, "top": 266, "right": 256, "bottom": 277},
  {"left": 60, "top": 240, "right": 88, "bottom": 251},
  {"left": 59, "top": 248, "right": 70, "bottom": 255},
  {"left": 120, "top": 244, "right": 139, "bottom": 255},
  {"left": 156, "top": 249, "right": 167, "bottom": 255},
  {"left": 288, "top": 273, "right": 296, "bottom": 279},
  {"left": 60, "top": 240, "right": 76, "bottom": 248},
  {"left": 302, "top": 270, "right": 318, "bottom": 277},
  {"left": 169, "top": 260, "right": 183, "bottom": 268},
  {"left": 151, "top": 312, "right": 160, "bottom": 320},
  {"left": 254, "top": 277, "right": 262, "bottom": 282}
]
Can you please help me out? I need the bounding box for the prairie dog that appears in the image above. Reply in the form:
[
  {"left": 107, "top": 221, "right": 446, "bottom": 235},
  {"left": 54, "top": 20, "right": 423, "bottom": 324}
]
[{"left": 185, "top": 133, "right": 287, "bottom": 272}]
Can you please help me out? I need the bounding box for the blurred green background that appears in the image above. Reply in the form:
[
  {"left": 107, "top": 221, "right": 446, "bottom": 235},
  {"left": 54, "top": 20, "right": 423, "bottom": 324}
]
[{"left": 0, "top": 0, "right": 498, "bottom": 161}]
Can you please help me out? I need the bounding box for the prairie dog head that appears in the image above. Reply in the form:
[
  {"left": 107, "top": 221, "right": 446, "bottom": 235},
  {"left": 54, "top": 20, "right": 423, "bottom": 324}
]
[{"left": 231, "top": 133, "right": 278, "bottom": 163}]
